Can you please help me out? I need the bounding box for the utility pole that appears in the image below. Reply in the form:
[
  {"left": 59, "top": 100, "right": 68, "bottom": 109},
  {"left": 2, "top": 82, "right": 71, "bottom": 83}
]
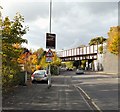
[
  {"left": 49, "top": 0, "right": 52, "bottom": 33},
  {"left": 48, "top": 0, "right": 52, "bottom": 88}
]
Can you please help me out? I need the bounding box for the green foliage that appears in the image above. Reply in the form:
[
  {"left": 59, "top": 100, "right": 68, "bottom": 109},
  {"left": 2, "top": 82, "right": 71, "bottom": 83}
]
[
  {"left": 2, "top": 13, "right": 28, "bottom": 44},
  {"left": 89, "top": 36, "right": 107, "bottom": 46},
  {"left": 26, "top": 48, "right": 62, "bottom": 73},
  {"left": 50, "top": 65, "right": 59, "bottom": 75},
  {"left": 65, "top": 61, "right": 73, "bottom": 68},
  {"left": 2, "top": 13, "right": 28, "bottom": 93},
  {"left": 81, "top": 60, "right": 86, "bottom": 69},
  {"left": 61, "top": 62, "right": 66, "bottom": 68},
  {"left": 51, "top": 52, "right": 61, "bottom": 66},
  {"left": 99, "top": 46, "right": 103, "bottom": 54},
  {"left": 37, "top": 48, "right": 46, "bottom": 64}
]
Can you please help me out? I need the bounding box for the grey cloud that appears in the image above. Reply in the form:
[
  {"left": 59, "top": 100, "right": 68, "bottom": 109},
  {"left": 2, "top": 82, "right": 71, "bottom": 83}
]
[
  {"left": 77, "top": 2, "right": 118, "bottom": 15},
  {"left": 52, "top": 2, "right": 117, "bottom": 18},
  {"left": 4, "top": 1, "right": 117, "bottom": 50},
  {"left": 52, "top": 2, "right": 117, "bottom": 29},
  {"left": 4, "top": 2, "right": 50, "bottom": 21},
  {"left": 35, "top": 2, "right": 117, "bottom": 50}
]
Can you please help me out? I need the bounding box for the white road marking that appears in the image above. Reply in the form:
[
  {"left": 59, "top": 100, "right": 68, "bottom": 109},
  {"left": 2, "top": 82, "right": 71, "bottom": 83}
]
[{"left": 74, "top": 85, "right": 102, "bottom": 112}]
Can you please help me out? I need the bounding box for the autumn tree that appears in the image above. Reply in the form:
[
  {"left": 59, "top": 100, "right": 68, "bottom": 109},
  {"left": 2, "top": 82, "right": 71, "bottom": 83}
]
[
  {"left": 2, "top": 13, "right": 28, "bottom": 92},
  {"left": 27, "top": 52, "right": 38, "bottom": 72},
  {"left": 23, "top": 48, "right": 46, "bottom": 72},
  {"left": 34, "top": 50, "right": 62, "bottom": 75},
  {"left": 19, "top": 47, "right": 62, "bottom": 75},
  {"left": 107, "top": 26, "right": 120, "bottom": 55}
]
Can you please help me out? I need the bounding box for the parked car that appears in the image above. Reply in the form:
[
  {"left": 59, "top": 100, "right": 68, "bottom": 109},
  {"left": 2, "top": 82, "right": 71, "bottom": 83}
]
[
  {"left": 76, "top": 68, "right": 84, "bottom": 74},
  {"left": 31, "top": 70, "right": 48, "bottom": 83}
]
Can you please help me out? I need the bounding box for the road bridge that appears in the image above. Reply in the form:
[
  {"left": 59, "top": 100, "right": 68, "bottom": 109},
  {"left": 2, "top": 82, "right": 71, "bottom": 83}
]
[{"left": 58, "top": 44, "right": 104, "bottom": 70}]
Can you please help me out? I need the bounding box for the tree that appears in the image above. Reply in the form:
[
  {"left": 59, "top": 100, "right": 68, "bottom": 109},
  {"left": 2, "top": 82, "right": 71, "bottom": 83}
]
[
  {"left": 24, "top": 48, "right": 47, "bottom": 72},
  {"left": 36, "top": 48, "right": 45, "bottom": 65},
  {"left": 98, "top": 46, "right": 103, "bottom": 54},
  {"left": 89, "top": 36, "right": 107, "bottom": 46},
  {"left": 65, "top": 61, "right": 73, "bottom": 69},
  {"left": 81, "top": 60, "right": 86, "bottom": 69},
  {"left": 51, "top": 52, "right": 61, "bottom": 66},
  {"left": 107, "top": 26, "right": 120, "bottom": 55},
  {"left": 2, "top": 13, "right": 28, "bottom": 92}
]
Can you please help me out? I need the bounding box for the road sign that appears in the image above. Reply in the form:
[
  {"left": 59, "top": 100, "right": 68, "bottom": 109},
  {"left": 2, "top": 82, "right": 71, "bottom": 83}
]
[
  {"left": 46, "top": 33, "right": 56, "bottom": 49},
  {"left": 46, "top": 49, "right": 54, "bottom": 57},
  {"left": 46, "top": 57, "right": 53, "bottom": 62}
]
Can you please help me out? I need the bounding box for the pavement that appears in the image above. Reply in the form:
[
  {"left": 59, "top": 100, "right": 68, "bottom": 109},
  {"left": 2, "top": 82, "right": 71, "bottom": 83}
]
[
  {"left": 84, "top": 71, "right": 119, "bottom": 78},
  {"left": 2, "top": 75, "right": 92, "bottom": 111}
]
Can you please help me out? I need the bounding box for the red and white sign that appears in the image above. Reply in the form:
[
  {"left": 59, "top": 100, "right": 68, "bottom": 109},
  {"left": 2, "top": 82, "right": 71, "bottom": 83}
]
[
  {"left": 46, "top": 49, "right": 54, "bottom": 62},
  {"left": 46, "top": 49, "right": 54, "bottom": 57}
]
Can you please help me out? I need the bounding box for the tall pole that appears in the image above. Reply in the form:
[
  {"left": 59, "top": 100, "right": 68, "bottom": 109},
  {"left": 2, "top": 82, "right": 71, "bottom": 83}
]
[
  {"left": 48, "top": 0, "right": 52, "bottom": 88},
  {"left": 49, "top": 0, "right": 52, "bottom": 33}
]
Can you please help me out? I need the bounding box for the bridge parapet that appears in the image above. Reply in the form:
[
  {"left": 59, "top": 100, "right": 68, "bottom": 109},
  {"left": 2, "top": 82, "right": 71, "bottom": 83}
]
[{"left": 57, "top": 44, "right": 103, "bottom": 61}]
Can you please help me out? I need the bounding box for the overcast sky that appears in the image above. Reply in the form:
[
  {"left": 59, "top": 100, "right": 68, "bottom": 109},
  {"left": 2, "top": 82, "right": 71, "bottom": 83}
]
[{"left": 1, "top": 0, "right": 119, "bottom": 51}]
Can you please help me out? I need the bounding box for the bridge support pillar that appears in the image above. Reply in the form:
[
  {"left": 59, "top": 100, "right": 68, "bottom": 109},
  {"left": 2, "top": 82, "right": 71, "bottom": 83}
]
[
  {"left": 87, "top": 60, "right": 94, "bottom": 71},
  {"left": 93, "top": 60, "right": 98, "bottom": 71}
]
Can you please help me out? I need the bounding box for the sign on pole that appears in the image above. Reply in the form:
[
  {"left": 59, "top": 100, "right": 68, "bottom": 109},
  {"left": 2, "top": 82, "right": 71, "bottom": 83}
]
[
  {"left": 46, "top": 49, "right": 54, "bottom": 63},
  {"left": 46, "top": 33, "right": 56, "bottom": 49},
  {"left": 46, "top": 49, "right": 54, "bottom": 57},
  {"left": 46, "top": 57, "right": 53, "bottom": 62}
]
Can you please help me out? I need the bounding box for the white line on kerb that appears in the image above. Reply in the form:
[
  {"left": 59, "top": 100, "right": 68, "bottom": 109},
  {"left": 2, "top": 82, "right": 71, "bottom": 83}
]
[
  {"left": 91, "top": 101, "right": 102, "bottom": 111},
  {"left": 74, "top": 85, "right": 102, "bottom": 112}
]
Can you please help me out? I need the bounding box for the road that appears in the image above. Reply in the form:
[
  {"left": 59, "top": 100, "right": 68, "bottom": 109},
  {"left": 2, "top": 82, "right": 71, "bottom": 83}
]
[
  {"left": 70, "top": 71, "right": 119, "bottom": 111},
  {"left": 2, "top": 70, "right": 119, "bottom": 111}
]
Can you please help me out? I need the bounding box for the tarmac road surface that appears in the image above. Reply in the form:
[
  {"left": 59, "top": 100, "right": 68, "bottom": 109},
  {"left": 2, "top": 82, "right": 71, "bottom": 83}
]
[{"left": 2, "top": 70, "right": 119, "bottom": 112}]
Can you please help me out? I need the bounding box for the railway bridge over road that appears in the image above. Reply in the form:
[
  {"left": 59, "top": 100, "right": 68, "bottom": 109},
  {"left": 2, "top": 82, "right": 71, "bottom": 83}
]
[{"left": 58, "top": 44, "right": 105, "bottom": 70}]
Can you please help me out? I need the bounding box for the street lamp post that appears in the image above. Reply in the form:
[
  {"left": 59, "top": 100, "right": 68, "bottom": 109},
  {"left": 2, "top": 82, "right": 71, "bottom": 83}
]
[
  {"left": 48, "top": 0, "right": 52, "bottom": 88},
  {"left": 49, "top": 0, "right": 52, "bottom": 33}
]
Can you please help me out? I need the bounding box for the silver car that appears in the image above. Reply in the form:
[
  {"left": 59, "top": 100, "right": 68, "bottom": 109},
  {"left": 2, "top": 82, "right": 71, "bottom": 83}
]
[
  {"left": 76, "top": 68, "right": 84, "bottom": 74},
  {"left": 31, "top": 70, "right": 48, "bottom": 83}
]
